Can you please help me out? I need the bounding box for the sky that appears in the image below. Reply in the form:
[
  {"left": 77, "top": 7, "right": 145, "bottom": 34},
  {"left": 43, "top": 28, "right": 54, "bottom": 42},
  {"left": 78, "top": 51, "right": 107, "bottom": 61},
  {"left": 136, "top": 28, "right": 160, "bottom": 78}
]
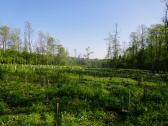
[{"left": 0, "top": 0, "right": 165, "bottom": 59}]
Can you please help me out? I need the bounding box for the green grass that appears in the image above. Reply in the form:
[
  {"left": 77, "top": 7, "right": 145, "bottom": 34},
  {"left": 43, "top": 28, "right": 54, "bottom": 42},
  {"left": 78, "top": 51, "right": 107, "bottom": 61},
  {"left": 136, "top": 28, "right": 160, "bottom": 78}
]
[{"left": 0, "top": 64, "right": 167, "bottom": 125}]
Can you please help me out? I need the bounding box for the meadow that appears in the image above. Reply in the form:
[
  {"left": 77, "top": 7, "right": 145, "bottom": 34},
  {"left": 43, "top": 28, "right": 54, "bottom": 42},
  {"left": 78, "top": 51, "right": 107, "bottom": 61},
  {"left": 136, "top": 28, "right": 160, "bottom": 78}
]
[
  {"left": 0, "top": 64, "right": 167, "bottom": 126},
  {"left": 0, "top": 0, "right": 168, "bottom": 125}
]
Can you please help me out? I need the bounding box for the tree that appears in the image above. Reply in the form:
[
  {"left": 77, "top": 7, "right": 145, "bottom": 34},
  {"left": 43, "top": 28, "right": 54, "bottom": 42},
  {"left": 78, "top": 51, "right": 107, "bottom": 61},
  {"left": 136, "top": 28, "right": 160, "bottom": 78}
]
[
  {"left": 57, "top": 45, "right": 68, "bottom": 65},
  {"left": 163, "top": 0, "right": 168, "bottom": 51},
  {"left": 105, "top": 24, "right": 120, "bottom": 60},
  {"left": 130, "top": 32, "right": 138, "bottom": 56},
  {"left": 47, "top": 35, "right": 56, "bottom": 55},
  {"left": 37, "top": 31, "right": 46, "bottom": 54},
  {"left": 10, "top": 28, "right": 21, "bottom": 52},
  {"left": 126, "top": 32, "right": 139, "bottom": 68},
  {"left": 112, "top": 24, "right": 120, "bottom": 60},
  {"left": 24, "top": 21, "right": 33, "bottom": 53},
  {"left": 147, "top": 24, "right": 167, "bottom": 71},
  {"left": 137, "top": 25, "right": 147, "bottom": 51},
  {"left": 161, "top": 0, "right": 168, "bottom": 70},
  {"left": 74, "top": 49, "right": 77, "bottom": 58},
  {"left": 162, "top": 0, "right": 168, "bottom": 25},
  {"left": 84, "top": 46, "right": 93, "bottom": 59},
  {"left": 0, "top": 25, "right": 10, "bottom": 52},
  {"left": 105, "top": 24, "right": 120, "bottom": 68},
  {"left": 147, "top": 25, "right": 157, "bottom": 69},
  {"left": 136, "top": 25, "right": 147, "bottom": 68},
  {"left": 105, "top": 33, "right": 113, "bottom": 59}
]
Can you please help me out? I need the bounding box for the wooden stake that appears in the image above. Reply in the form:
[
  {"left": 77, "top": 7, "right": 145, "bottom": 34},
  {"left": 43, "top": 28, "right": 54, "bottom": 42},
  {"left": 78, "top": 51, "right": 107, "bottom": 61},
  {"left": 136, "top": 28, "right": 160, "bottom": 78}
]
[{"left": 54, "top": 98, "right": 62, "bottom": 126}]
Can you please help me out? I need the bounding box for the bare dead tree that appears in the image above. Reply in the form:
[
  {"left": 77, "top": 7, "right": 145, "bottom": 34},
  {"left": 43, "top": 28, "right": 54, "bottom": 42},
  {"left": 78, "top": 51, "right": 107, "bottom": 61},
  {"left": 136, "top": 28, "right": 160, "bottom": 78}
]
[
  {"left": 105, "top": 24, "right": 120, "bottom": 60},
  {"left": 84, "top": 46, "right": 93, "bottom": 59},
  {"left": 113, "top": 24, "right": 120, "bottom": 60}
]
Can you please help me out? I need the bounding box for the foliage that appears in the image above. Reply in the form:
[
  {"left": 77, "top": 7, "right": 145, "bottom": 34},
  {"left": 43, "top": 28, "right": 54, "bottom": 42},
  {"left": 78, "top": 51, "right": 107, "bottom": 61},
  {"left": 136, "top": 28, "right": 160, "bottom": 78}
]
[{"left": 0, "top": 64, "right": 167, "bottom": 125}]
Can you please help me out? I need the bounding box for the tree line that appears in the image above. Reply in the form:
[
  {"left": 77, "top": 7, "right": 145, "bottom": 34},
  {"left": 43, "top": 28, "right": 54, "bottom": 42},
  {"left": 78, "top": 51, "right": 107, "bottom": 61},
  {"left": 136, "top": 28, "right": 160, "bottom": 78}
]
[
  {"left": 0, "top": 21, "right": 68, "bottom": 65},
  {"left": 0, "top": 21, "right": 97, "bottom": 66},
  {"left": 104, "top": 24, "right": 168, "bottom": 71},
  {"left": 0, "top": 1, "right": 168, "bottom": 71},
  {"left": 0, "top": 21, "right": 167, "bottom": 70},
  {"left": 103, "top": 1, "right": 168, "bottom": 71}
]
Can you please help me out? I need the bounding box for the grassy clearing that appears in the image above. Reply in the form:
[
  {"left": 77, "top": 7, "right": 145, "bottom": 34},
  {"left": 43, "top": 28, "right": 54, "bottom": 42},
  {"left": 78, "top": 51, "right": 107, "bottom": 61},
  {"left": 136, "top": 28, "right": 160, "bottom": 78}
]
[{"left": 0, "top": 64, "right": 167, "bottom": 125}]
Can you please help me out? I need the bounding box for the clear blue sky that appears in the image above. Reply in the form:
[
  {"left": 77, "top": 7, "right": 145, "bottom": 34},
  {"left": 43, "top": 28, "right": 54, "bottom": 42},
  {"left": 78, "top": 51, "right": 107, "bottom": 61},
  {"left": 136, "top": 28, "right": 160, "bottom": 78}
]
[{"left": 0, "top": 0, "right": 164, "bottom": 59}]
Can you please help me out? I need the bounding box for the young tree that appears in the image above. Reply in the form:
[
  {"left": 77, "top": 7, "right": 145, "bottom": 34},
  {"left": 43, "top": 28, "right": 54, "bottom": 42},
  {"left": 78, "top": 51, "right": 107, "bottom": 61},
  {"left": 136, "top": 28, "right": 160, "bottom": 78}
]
[
  {"left": 57, "top": 45, "right": 68, "bottom": 65},
  {"left": 105, "top": 33, "right": 113, "bottom": 59},
  {"left": 10, "top": 28, "right": 21, "bottom": 52},
  {"left": 0, "top": 25, "right": 10, "bottom": 52},
  {"left": 137, "top": 25, "right": 147, "bottom": 51},
  {"left": 74, "top": 49, "right": 77, "bottom": 58},
  {"left": 47, "top": 35, "right": 56, "bottom": 55},
  {"left": 130, "top": 32, "right": 138, "bottom": 56},
  {"left": 24, "top": 21, "right": 33, "bottom": 53},
  {"left": 37, "top": 31, "right": 46, "bottom": 54},
  {"left": 136, "top": 25, "right": 147, "bottom": 68}
]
